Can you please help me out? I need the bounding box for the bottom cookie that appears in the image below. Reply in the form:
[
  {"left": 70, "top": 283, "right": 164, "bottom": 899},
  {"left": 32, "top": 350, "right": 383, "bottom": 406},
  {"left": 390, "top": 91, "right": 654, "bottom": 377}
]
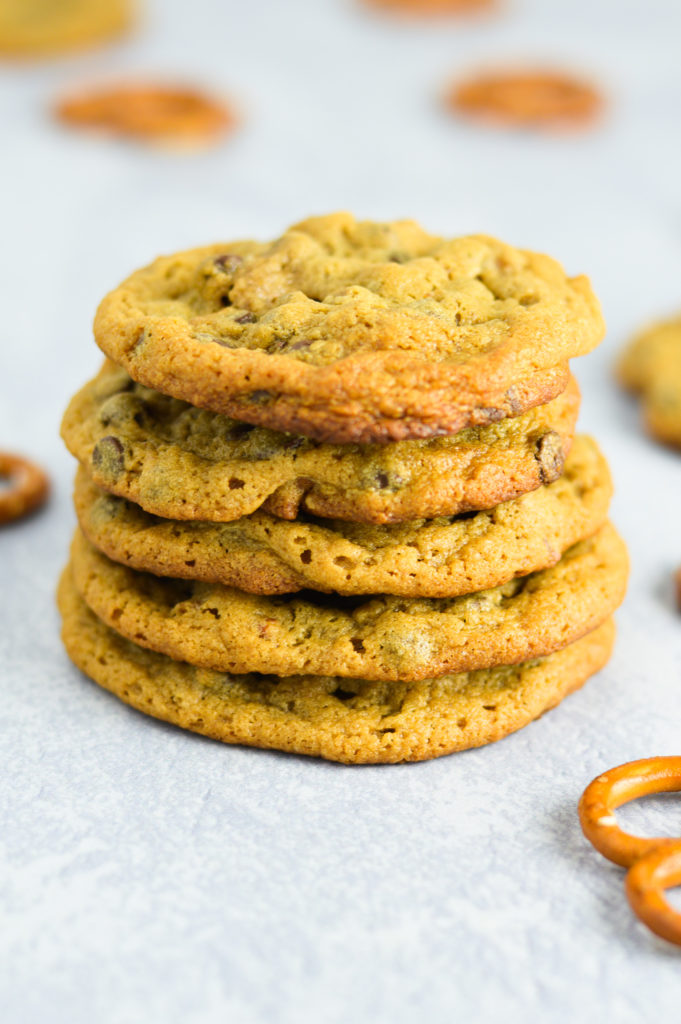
[{"left": 58, "top": 569, "right": 615, "bottom": 764}]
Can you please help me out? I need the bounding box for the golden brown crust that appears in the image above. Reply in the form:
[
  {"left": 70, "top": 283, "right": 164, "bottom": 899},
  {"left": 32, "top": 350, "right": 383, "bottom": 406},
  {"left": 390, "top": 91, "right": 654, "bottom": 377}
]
[
  {"left": 69, "top": 523, "right": 628, "bottom": 682},
  {"left": 448, "top": 69, "right": 602, "bottom": 129},
  {"left": 58, "top": 569, "right": 616, "bottom": 764},
  {"left": 0, "top": 451, "right": 50, "bottom": 525},
  {"left": 73, "top": 435, "right": 612, "bottom": 596},
  {"left": 0, "top": 0, "right": 131, "bottom": 57},
  {"left": 93, "top": 214, "right": 603, "bottom": 442},
  {"left": 616, "top": 314, "right": 681, "bottom": 449},
  {"left": 56, "top": 83, "right": 235, "bottom": 147},
  {"left": 61, "top": 363, "right": 580, "bottom": 524}
]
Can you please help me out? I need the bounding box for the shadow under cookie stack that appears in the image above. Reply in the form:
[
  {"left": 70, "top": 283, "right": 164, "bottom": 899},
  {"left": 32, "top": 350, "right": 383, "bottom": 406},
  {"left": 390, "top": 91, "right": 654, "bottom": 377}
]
[{"left": 59, "top": 213, "right": 628, "bottom": 764}]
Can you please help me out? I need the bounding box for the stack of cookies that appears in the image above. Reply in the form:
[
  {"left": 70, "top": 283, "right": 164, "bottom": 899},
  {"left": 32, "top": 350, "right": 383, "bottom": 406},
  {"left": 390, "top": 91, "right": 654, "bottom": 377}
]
[{"left": 59, "top": 213, "right": 628, "bottom": 764}]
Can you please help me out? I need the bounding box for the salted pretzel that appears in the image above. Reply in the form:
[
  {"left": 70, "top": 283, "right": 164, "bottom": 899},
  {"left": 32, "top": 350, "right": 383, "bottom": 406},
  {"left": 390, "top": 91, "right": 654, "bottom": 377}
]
[
  {"left": 448, "top": 70, "right": 601, "bottom": 130},
  {"left": 626, "top": 843, "right": 681, "bottom": 946},
  {"left": 365, "top": 0, "right": 495, "bottom": 15},
  {"left": 579, "top": 757, "right": 681, "bottom": 946},
  {"left": 56, "top": 84, "right": 235, "bottom": 147},
  {"left": 579, "top": 757, "right": 681, "bottom": 867},
  {"left": 0, "top": 451, "right": 49, "bottom": 525}
]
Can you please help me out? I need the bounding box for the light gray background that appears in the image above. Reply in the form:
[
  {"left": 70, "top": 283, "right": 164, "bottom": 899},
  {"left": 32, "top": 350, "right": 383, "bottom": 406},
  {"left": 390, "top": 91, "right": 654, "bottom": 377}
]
[{"left": 2, "top": 1, "right": 681, "bottom": 1021}]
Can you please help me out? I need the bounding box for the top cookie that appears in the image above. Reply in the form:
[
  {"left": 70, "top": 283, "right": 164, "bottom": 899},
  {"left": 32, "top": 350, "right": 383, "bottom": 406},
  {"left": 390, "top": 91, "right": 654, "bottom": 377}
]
[
  {"left": 94, "top": 213, "right": 603, "bottom": 443},
  {"left": 616, "top": 314, "right": 681, "bottom": 448}
]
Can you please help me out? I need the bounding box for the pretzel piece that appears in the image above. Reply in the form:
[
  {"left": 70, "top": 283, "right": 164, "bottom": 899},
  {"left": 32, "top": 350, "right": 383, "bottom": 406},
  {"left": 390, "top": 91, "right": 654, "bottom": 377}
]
[
  {"left": 579, "top": 757, "right": 681, "bottom": 868},
  {"left": 448, "top": 70, "right": 602, "bottom": 130},
  {"left": 0, "top": 451, "right": 49, "bottom": 525},
  {"left": 56, "top": 84, "right": 235, "bottom": 147},
  {"left": 626, "top": 843, "right": 681, "bottom": 947}
]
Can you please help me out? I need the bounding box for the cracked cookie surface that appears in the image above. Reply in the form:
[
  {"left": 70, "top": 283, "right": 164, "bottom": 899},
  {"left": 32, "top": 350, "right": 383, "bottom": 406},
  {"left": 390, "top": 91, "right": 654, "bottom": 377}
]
[
  {"left": 93, "top": 212, "right": 602, "bottom": 442},
  {"left": 69, "top": 523, "right": 628, "bottom": 682},
  {"left": 58, "top": 570, "right": 616, "bottom": 764},
  {"left": 61, "top": 363, "right": 580, "bottom": 524},
  {"left": 617, "top": 314, "right": 681, "bottom": 449},
  {"left": 74, "top": 435, "right": 611, "bottom": 597}
]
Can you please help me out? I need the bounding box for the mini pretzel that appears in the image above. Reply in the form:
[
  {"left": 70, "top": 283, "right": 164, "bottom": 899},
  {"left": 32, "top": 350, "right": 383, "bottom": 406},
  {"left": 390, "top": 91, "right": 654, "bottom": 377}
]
[
  {"left": 0, "top": 451, "right": 49, "bottom": 525},
  {"left": 579, "top": 757, "right": 681, "bottom": 867},
  {"left": 365, "top": 0, "right": 495, "bottom": 15},
  {"left": 448, "top": 70, "right": 601, "bottom": 130},
  {"left": 625, "top": 842, "right": 681, "bottom": 946},
  {"left": 56, "top": 84, "right": 235, "bottom": 147}
]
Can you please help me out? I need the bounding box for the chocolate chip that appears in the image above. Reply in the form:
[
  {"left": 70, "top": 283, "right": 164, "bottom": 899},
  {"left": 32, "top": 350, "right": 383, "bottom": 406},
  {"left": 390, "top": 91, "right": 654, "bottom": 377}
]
[
  {"left": 235, "top": 312, "right": 256, "bottom": 324},
  {"left": 283, "top": 437, "right": 306, "bottom": 452},
  {"left": 534, "top": 431, "right": 565, "bottom": 484},
  {"left": 332, "top": 687, "right": 356, "bottom": 702},
  {"left": 300, "top": 549, "right": 312, "bottom": 564},
  {"left": 376, "top": 472, "right": 390, "bottom": 489},
  {"left": 350, "top": 637, "right": 365, "bottom": 653},
  {"left": 214, "top": 254, "right": 243, "bottom": 273},
  {"left": 92, "top": 436, "right": 125, "bottom": 480},
  {"left": 228, "top": 477, "right": 245, "bottom": 489},
  {"left": 228, "top": 423, "right": 256, "bottom": 440}
]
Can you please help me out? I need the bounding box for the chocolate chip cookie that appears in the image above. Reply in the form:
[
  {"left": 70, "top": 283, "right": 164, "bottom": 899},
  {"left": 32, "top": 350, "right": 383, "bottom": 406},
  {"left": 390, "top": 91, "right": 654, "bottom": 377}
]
[
  {"left": 73, "top": 434, "right": 611, "bottom": 597},
  {"left": 0, "top": 0, "right": 131, "bottom": 57},
  {"left": 61, "top": 363, "right": 580, "bottom": 524},
  {"left": 93, "top": 213, "right": 603, "bottom": 442},
  {"left": 616, "top": 314, "right": 681, "bottom": 448},
  {"left": 58, "top": 568, "right": 616, "bottom": 764},
  {"left": 68, "top": 523, "right": 628, "bottom": 682}
]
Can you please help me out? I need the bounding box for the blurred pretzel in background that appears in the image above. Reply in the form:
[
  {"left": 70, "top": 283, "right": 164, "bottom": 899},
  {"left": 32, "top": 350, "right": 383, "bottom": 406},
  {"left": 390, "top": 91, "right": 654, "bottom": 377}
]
[
  {"left": 56, "top": 82, "right": 236, "bottom": 148},
  {"left": 448, "top": 69, "right": 602, "bottom": 130},
  {"left": 0, "top": 452, "right": 49, "bottom": 525},
  {"left": 365, "top": 0, "right": 496, "bottom": 16}
]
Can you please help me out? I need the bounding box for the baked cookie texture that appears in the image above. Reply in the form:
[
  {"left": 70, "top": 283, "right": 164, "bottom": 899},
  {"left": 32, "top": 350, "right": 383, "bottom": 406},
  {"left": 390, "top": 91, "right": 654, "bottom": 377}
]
[
  {"left": 61, "top": 363, "right": 580, "bottom": 524},
  {"left": 0, "top": 0, "right": 131, "bottom": 57},
  {"left": 58, "top": 213, "right": 623, "bottom": 762},
  {"left": 58, "top": 570, "right": 616, "bottom": 765},
  {"left": 616, "top": 315, "right": 681, "bottom": 448},
  {"left": 93, "top": 213, "right": 603, "bottom": 442},
  {"left": 69, "top": 523, "right": 627, "bottom": 682},
  {"left": 73, "top": 435, "right": 612, "bottom": 597}
]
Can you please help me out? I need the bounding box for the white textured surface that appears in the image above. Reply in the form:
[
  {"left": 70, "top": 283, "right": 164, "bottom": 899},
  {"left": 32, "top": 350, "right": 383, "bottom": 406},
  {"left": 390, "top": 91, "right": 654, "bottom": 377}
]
[{"left": 2, "top": 1, "right": 681, "bottom": 1021}]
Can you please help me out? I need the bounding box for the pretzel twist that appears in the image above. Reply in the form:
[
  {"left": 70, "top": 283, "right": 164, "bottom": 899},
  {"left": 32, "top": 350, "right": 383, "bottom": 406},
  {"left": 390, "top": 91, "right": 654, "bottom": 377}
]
[
  {"left": 579, "top": 757, "right": 681, "bottom": 947},
  {"left": 0, "top": 452, "right": 49, "bottom": 525},
  {"left": 625, "top": 843, "right": 681, "bottom": 946}
]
